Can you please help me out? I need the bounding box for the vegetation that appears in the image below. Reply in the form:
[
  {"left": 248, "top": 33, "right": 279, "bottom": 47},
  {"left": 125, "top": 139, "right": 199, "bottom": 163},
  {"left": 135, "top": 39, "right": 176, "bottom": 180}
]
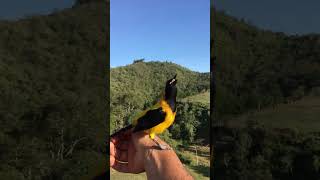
[
  {"left": 0, "top": 0, "right": 108, "bottom": 179},
  {"left": 213, "top": 10, "right": 320, "bottom": 123},
  {"left": 214, "top": 126, "right": 320, "bottom": 180},
  {"left": 228, "top": 96, "right": 320, "bottom": 131},
  {"left": 212, "top": 8, "right": 320, "bottom": 180}
]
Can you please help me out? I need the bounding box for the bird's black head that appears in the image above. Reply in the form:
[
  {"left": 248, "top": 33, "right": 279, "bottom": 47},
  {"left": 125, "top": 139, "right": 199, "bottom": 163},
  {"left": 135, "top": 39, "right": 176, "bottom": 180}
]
[{"left": 164, "top": 74, "right": 177, "bottom": 111}]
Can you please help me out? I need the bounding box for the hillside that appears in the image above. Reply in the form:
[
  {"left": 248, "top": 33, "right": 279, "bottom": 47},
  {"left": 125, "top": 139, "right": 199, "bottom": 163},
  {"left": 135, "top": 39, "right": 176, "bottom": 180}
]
[
  {"left": 0, "top": 1, "right": 108, "bottom": 179},
  {"left": 182, "top": 91, "right": 210, "bottom": 106},
  {"left": 227, "top": 96, "right": 320, "bottom": 132},
  {"left": 212, "top": 9, "right": 320, "bottom": 180},
  {"left": 213, "top": 10, "right": 320, "bottom": 122}
]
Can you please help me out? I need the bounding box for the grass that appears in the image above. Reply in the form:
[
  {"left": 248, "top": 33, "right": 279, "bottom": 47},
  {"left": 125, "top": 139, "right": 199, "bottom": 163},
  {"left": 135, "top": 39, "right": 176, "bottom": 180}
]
[
  {"left": 110, "top": 144, "right": 210, "bottom": 180},
  {"left": 179, "top": 145, "right": 210, "bottom": 180},
  {"left": 110, "top": 169, "right": 147, "bottom": 180},
  {"left": 227, "top": 96, "right": 320, "bottom": 132},
  {"left": 181, "top": 91, "right": 210, "bottom": 106}
]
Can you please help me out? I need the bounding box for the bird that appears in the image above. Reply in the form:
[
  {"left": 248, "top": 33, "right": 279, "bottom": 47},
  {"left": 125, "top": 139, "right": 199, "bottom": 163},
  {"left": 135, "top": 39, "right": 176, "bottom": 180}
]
[{"left": 111, "top": 74, "right": 178, "bottom": 150}]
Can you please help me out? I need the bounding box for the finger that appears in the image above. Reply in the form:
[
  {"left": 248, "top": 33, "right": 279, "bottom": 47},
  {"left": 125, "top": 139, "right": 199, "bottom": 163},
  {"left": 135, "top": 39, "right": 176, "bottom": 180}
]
[
  {"left": 110, "top": 134, "right": 121, "bottom": 144},
  {"left": 110, "top": 130, "right": 126, "bottom": 144},
  {"left": 131, "top": 131, "right": 149, "bottom": 140},
  {"left": 112, "top": 161, "right": 129, "bottom": 173},
  {"left": 115, "top": 140, "right": 129, "bottom": 150},
  {"left": 110, "top": 155, "right": 115, "bottom": 166},
  {"left": 131, "top": 131, "right": 153, "bottom": 148},
  {"left": 128, "top": 141, "right": 145, "bottom": 174},
  {"left": 122, "top": 128, "right": 133, "bottom": 137},
  {"left": 110, "top": 142, "right": 115, "bottom": 156},
  {"left": 120, "top": 130, "right": 132, "bottom": 141},
  {"left": 111, "top": 130, "right": 131, "bottom": 144},
  {"left": 127, "top": 141, "right": 136, "bottom": 164},
  {"left": 115, "top": 148, "right": 128, "bottom": 162}
]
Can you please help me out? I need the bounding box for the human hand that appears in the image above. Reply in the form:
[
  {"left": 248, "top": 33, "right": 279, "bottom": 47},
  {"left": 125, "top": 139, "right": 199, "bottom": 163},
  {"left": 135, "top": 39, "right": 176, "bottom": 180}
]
[
  {"left": 110, "top": 131, "right": 193, "bottom": 179},
  {"left": 110, "top": 130, "right": 159, "bottom": 173}
]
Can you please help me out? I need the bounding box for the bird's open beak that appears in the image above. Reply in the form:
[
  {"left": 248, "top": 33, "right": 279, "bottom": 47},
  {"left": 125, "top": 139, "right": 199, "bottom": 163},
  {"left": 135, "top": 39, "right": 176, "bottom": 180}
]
[
  {"left": 173, "top": 74, "right": 177, "bottom": 79},
  {"left": 169, "top": 74, "right": 177, "bottom": 85}
]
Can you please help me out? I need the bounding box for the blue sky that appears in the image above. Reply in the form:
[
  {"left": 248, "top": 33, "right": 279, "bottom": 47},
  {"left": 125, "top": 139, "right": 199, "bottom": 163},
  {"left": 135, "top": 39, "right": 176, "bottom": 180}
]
[
  {"left": 1, "top": 0, "right": 319, "bottom": 72},
  {"left": 111, "top": 0, "right": 210, "bottom": 72},
  {"left": 215, "top": 0, "right": 320, "bottom": 35}
]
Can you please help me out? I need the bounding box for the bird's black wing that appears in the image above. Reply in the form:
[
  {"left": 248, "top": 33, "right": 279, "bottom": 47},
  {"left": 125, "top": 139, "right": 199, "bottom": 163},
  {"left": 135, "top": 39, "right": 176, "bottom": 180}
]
[{"left": 133, "top": 107, "right": 166, "bottom": 133}]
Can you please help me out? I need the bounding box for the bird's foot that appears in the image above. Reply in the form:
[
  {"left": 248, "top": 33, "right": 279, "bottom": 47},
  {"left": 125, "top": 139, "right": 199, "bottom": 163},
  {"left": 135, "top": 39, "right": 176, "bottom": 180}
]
[
  {"left": 152, "top": 138, "right": 172, "bottom": 150},
  {"left": 158, "top": 144, "right": 172, "bottom": 150}
]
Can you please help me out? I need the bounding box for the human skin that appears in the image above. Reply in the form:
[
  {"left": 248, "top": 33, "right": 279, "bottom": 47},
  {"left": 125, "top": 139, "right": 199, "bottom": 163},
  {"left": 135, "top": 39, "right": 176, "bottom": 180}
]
[{"left": 110, "top": 130, "right": 194, "bottom": 180}]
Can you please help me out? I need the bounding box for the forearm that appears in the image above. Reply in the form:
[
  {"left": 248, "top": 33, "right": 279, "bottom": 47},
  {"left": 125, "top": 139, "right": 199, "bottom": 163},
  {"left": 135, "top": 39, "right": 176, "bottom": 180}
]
[{"left": 144, "top": 148, "right": 193, "bottom": 180}]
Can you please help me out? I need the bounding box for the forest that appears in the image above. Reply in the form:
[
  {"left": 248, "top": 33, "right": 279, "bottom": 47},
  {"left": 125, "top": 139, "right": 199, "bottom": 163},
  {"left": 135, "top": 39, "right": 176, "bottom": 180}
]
[
  {"left": 0, "top": 0, "right": 108, "bottom": 179},
  {"left": 212, "top": 8, "right": 320, "bottom": 180}
]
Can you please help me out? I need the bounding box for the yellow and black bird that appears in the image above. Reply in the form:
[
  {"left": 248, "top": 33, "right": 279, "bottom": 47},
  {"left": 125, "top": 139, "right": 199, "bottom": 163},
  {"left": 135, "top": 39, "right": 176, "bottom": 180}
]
[{"left": 111, "top": 74, "right": 178, "bottom": 150}]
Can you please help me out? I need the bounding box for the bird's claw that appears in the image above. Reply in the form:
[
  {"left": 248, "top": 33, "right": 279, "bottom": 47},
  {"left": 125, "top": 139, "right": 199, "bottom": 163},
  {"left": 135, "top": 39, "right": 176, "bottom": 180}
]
[
  {"left": 158, "top": 144, "right": 172, "bottom": 150},
  {"left": 152, "top": 138, "right": 172, "bottom": 150}
]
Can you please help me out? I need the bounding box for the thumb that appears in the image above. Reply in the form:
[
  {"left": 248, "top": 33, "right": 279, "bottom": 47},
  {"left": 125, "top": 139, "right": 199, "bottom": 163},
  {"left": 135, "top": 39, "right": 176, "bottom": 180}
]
[{"left": 131, "top": 131, "right": 153, "bottom": 149}]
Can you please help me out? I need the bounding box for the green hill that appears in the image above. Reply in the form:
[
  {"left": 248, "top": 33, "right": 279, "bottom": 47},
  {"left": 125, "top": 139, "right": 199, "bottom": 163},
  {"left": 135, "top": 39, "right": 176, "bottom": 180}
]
[
  {"left": 0, "top": 1, "right": 108, "bottom": 179},
  {"left": 227, "top": 96, "right": 320, "bottom": 132},
  {"left": 182, "top": 91, "right": 210, "bottom": 106},
  {"left": 213, "top": 10, "right": 320, "bottom": 122},
  {"left": 212, "top": 9, "right": 320, "bottom": 180}
]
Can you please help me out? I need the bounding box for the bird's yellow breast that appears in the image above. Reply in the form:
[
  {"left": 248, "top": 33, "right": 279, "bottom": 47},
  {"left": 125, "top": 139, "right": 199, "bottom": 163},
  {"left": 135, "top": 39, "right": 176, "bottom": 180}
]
[{"left": 148, "top": 100, "right": 176, "bottom": 135}]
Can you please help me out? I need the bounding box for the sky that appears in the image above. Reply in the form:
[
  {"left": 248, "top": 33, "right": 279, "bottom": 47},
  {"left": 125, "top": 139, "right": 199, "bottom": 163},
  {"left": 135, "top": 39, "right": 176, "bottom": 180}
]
[
  {"left": 1, "top": 1, "right": 318, "bottom": 72},
  {"left": 111, "top": 0, "right": 210, "bottom": 72},
  {"left": 215, "top": 0, "right": 320, "bottom": 35},
  {"left": 0, "top": 0, "right": 75, "bottom": 20}
]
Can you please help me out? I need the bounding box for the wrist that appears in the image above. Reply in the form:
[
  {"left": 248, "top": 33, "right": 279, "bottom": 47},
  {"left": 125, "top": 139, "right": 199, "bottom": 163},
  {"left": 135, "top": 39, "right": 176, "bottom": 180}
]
[
  {"left": 143, "top": 147, "right": 161, "bottom": 179},
  {"left": 143, "top": 147, "right": 179, "bottom": 180}
]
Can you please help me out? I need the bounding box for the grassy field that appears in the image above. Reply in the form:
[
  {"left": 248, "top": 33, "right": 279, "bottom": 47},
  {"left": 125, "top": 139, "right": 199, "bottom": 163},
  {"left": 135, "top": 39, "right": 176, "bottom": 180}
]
[
  {"left": 110, "top": 145, "right": 210, "bottom": 180},
  {"left": 179, "top": 145, "right": 210, "bottom": 180},
  {"left": 181, "top": 91, "right": 210, "bottom": 106},
  {"left": 227, "top": 96, "right": 320, "bottom": 132}
]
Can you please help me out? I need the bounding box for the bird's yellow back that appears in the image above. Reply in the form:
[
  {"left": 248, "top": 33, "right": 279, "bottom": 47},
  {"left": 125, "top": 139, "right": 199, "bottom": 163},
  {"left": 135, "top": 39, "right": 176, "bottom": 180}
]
[
  {"left": 148, "top": 100, "right": 176, "bottom": 134},
  {"left": 131, "top": 99, "right": 176, "bottom": 135}
]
